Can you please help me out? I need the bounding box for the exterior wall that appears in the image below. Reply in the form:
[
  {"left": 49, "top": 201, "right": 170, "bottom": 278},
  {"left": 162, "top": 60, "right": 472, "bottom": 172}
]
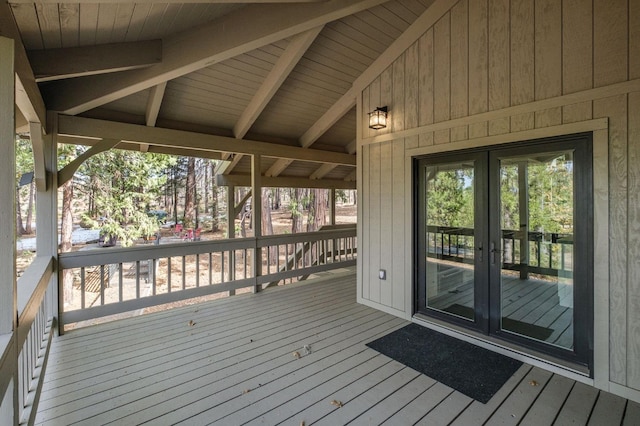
[{"left": 357, "top": 0, "right": 640, "bottom": 401}]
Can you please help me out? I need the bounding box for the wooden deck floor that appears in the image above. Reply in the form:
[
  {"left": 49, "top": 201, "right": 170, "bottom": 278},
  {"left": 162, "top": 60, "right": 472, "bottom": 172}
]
[{"left": 36, "top": 270, "right": 639, "bottom": 425}]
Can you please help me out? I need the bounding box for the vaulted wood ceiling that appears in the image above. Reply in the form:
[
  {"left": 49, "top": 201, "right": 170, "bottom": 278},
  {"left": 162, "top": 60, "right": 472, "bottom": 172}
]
[{"left": 6, "top": 0, "right": 435, "bottom": 186}]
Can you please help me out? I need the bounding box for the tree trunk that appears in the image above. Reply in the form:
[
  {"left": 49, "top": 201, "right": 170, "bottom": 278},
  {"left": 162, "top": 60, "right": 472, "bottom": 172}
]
[
  {"left": 60, "top": 180, "right": 74, "bottom": 306},
  {"left": 204, "top": 160, "right": 209, "bottom": 214},
  {"left": 262, "top": 188, "right": 277, "bottom": 264},
  {"left": 16, "top": 187, "right": 26, "bottom": 235},
  {"left": 211, "top": 162, "right": 219, "bottom": 231},
  {"left": 291, "top": 188, "right": 303, "bottom": 234},
  {"left": 312, "top": 189, "right": 328, "bottom": 231},
  {"left": 25, "top": 181, "right": 34, "bottom": 234},
  {"left": 184, "top": 157, "right": 196, "bottom": 228}
]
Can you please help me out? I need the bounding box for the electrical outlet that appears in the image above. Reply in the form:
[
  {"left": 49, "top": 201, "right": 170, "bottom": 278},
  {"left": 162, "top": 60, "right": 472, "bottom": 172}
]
[{"left": 379, "top": 269, "right": 386, "bottom": 280}]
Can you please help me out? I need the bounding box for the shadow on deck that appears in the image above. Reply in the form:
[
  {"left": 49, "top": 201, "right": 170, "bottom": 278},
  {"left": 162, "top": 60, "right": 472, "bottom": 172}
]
[{"left": 36, "top": 269, "right": 638, "bottom": 425}]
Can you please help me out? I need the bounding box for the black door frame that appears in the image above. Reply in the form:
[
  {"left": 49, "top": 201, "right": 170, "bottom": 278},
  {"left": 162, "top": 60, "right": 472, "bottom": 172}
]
[{"left": 414, "top": 132, "right": 594, "bottom": 370}]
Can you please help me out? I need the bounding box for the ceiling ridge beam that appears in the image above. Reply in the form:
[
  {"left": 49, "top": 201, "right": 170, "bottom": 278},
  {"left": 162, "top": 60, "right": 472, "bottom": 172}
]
[
  {"left": 299, "top": 0, "right": 458, "bottom": 147},
  {"left": 57, "top": 115, "right": 356, "bottom": 166},
  {"left": 0, "top": 2, "right": 46, "bottom": 129},
  {"left": 45, "top": 0, "right": 387, "bottom": 115}
]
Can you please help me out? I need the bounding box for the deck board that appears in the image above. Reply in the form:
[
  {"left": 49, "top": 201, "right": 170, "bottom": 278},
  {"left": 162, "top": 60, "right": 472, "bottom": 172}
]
[{"left": 35, "top": 270, "right": 638, "bottom": 425}]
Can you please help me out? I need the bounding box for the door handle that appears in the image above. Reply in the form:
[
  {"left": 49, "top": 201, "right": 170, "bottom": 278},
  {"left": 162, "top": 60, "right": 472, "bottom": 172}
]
[
  {"left": 477, "top": 243, "right": 483, "bottom": 262},
  {"left": 490, "top": 242, "right": 503, "bottom": 265}
]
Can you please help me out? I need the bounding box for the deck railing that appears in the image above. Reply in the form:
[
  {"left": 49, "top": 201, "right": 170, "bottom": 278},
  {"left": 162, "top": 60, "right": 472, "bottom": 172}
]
[
  {"left": 58, "top": 225, "right": 357, "bottom": 330},
  {"left": 427, "top": 225, "right": 573, "bottom": 277},
  {"left": 0, "top": 256, "right": 56, "bottom": 425}
]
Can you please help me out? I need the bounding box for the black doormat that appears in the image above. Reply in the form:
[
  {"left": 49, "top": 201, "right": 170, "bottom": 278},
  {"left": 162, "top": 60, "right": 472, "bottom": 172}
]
[
  {"left": 443, "top": 304, "right": 554, "bottom": 341},
  {"left": 366, "top": 323, "right": 522, "bottom": 403}
]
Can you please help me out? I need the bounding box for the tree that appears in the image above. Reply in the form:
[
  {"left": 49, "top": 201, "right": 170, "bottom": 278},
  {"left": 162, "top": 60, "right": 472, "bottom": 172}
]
[
  {"left": 184, "top": 157, "right": 196, "bottom": 228},
  {"left": 15, "top": 137, "right": 35, "bottom": 236},
  {"left": 79, "top": 149, "right": 175, "bottom": 246}
]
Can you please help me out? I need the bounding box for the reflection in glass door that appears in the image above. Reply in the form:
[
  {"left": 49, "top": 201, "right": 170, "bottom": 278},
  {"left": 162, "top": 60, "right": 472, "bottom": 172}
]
[
  {"left": 496, "top": 151, "right": 575, "bottom": 350},
  {"left": 416, "top": 133, "right": 593, "bottom": 367},
  {"left": 417, "top": 154, "right": 484, "bottom": 325}
]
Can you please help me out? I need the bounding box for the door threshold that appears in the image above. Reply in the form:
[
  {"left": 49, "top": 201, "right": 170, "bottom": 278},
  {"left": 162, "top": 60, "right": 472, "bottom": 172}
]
[{"left": 412, "top": 313, "right": 592, "bottom": 384}]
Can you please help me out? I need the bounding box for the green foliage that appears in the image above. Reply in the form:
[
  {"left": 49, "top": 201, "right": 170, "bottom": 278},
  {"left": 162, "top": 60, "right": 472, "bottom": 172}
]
[
  {"left": 75, "top": 148, "right": 175, "bottom": 247},
  {"left": 425, "top": 168, "right": 474, "bottom": 229}
]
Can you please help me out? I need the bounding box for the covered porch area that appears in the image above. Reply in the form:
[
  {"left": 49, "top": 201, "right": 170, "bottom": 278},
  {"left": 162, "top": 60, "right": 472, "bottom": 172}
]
[{"left": 35, "top": 270, "right": 639, "bottom": 425}]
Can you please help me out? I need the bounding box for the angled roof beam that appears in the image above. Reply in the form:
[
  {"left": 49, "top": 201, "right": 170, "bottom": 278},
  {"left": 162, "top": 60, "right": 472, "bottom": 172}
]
[
  {"left": 45, "top": 0, "right": 387, "bottom": 115},
  {"left": 307, "top": 139, "right": 355, "bottom": 180},
  {"left": 309, "top": 163, "right": 337, "bottom": 180},
  {"left": 141, "top": 82, "right": 168, "bottom": 152},
  {"left": 234, "top": 26, "right": 322, "bottom": 139},
  {"left": 29, "top": 40, "right": 162, "bottom": 83},
  {"left": 299, "top": 0, "right": 458, "bottom": 146},
  {"left": 58, "top": 115, "right": 355, "bottom": 166},
  {"left": 0, "top": 2, "right": 46, "bottom": 129},
  {"left": 225, "top": 26, "right": 323, "bottom": 174}
]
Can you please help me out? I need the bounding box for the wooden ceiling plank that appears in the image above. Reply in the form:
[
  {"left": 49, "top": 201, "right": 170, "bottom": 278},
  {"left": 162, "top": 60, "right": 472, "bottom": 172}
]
[
  {"left": 0, "top": 2, "right": 46, "bottom": 128},
  {"left": 29, "top": 40, "right": 163, "bottom": 82},
  {"left": 57, "top": 115, "right": 356, "bottom": 166},
  {"left": 145, "top": 81, "right": 167, "bottom": 126},
  {"left": 298, "top": 87, "right": 356, "bottom": 147},
  {"left": 44, "top": 0, "right": 388, "bottom": 115},
  {"left": 299, "top": 0, "right": 457, "bottom": 146},
  {"left": 233, "top": 26, "right": 322, "bottom": 139}
]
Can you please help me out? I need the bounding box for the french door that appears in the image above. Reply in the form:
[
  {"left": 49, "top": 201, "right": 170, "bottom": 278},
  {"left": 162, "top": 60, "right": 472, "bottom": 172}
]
[{"left": 416, "top": 134, "right": 593, "bottom": 367}]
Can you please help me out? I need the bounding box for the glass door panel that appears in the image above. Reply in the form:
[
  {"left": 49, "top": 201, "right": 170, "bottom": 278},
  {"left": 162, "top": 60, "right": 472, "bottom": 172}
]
[
  {"left": 497, "top": 150, "right": 575, "bottom": 350},
  {"left": 423, "top": 161, "right": 477, "bottom": 321}
]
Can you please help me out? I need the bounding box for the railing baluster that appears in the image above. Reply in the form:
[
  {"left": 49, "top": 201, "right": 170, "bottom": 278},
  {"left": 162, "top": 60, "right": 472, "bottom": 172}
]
[
  {"left": 81, "top": 267, "right": 86, "bottom": 309},
  {"left": 136, "top": 261, "right": 141, "bottom": 300},
  {"left": 119, "top": 263, "right": 124, "bottom": 302},
  {"left": 152, "top": 259, "right": 157, "bottom": 295},
  {"left": 100, "top": 265, "right": 105, "bottom": 306},
  {"left": 196, "top": 254, "right": 200, "bottom": 287},
  {"left": 182, "top": 256, "right": 186, "bottom": 290},
  {"left": 167, "top": 256, "right": 172, "bottom": 293}
]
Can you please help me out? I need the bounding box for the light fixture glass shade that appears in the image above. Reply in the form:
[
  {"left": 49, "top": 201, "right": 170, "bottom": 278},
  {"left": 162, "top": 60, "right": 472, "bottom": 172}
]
[{"left": 368, "top": 106, "right": 388, "bottom": 130}]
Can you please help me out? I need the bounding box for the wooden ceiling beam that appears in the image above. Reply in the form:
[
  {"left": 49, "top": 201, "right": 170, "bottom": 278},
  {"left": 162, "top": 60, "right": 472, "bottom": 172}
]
[
  {"left": 9, "top": 0, "right": 329, "bottom": 3},
  {"left": 44, "top": 0, "right": 387, "bottom": 115},
  {"left": 56, "top": 135, "right": 223, "bottom": 160},
  {"left": 216, "top": 174, "right": 355, "bottom": 190},
  {"left": 57, "top": 115, "right": 356, "bottom": 166},
  {"left": 29, "top": 40, "right": 162, "bottom": 82},
  {"left": 309, "top": 163, "right": 337, "bottom": 180},
  {"left": 0, "top": 2, "right": 46, "bottom": 129},
  {"left": 226, "top": 26, "right": 322, "bottom": 175},
  {"left": 234, "top": 26, "right": 322, "bottom": 139},
  {"left": 145, "top": 82, "right": 167, "bottom": 127}
]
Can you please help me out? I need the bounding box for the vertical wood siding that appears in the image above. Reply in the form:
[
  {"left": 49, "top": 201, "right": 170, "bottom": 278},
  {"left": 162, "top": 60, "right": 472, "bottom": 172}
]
[{"left": 358, "top": 0, "right": 640, "bottom": 393}]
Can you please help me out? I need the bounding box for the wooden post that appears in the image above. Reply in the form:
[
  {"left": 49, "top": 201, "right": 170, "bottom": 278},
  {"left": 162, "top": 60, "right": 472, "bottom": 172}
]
[
  {"left": 35, "top": 117, "right": 59, "bottom": 326},
  {"left": 226, "top": 185, "right": 235, "bottom": 294},
  {"left": 518, "top": 162, "right": 529, "bottom": 280},
  {"left": 329, "top": 188, "right": 336, "bottom": 225},
  {"left": 0, "top": 36, "right": 18, "bottom": 426},
  {"left": 251, "top": 154, "right": 262, "bottom": 292}
]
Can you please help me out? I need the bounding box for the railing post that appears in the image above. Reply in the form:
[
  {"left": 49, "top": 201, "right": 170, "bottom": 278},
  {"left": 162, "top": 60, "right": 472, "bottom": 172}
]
[
  {"left": 251, "top": 155, "right": 262, "bottom": 293},
  {"left": 226, "top": 185, "right": 236, "bottom": 294},
  {"left": 0, "top": 36, "right": 18, "bottom": 426}
]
